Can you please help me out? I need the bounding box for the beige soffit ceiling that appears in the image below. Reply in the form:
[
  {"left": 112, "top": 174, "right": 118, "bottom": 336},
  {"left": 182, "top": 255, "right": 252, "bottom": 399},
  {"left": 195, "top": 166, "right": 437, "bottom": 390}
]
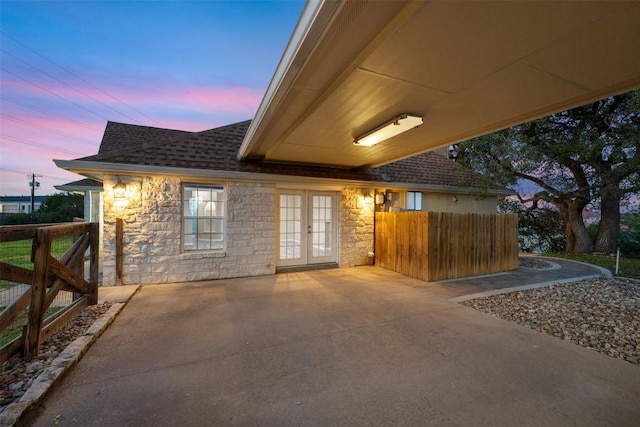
[{"left": 238, "top": 0, "right": 640, "bottom": 168}]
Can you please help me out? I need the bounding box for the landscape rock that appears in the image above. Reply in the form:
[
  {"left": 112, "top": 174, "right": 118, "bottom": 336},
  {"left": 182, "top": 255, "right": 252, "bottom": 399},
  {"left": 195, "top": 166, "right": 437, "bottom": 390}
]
[
  {"left": 0, "top": 302, "right": 112, "bottom": 412},
  {"left": 462, "top": 277, "right": 640, "bottom": 366}
]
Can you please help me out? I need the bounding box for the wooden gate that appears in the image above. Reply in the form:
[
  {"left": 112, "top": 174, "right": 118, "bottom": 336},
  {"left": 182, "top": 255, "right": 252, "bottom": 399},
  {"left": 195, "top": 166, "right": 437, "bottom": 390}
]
[
  {"left": 0, "top": 222, "right": 99, "bottom": 362},
  {"left": 375, "top": 212, "right": 518, "bottom": 281}
]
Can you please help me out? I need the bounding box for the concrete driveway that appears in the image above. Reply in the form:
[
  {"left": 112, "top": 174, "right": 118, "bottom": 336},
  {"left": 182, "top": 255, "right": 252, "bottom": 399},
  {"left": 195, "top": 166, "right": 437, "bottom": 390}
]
[{"left": 26, "top": 266, "right": 640, "bottom": 426}]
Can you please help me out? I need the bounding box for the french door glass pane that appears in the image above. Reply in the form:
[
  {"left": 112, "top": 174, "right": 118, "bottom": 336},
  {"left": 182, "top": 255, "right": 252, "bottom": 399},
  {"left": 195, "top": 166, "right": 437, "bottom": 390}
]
[
  {"left": 279, "top": 194, "right": 302, "bottom": 260},
  {"left": 311, "top": 195, "right": 332, "bottom": 257}
]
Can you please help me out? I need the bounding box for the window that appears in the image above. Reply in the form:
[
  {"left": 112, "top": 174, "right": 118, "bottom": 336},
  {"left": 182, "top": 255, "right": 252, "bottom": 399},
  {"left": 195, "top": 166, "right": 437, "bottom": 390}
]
[
  {"left": 182, "top": 185, "right": 225, "bottom": 251},
  {"left": 407, "top": 191, "right": 422, "bottom": 211}
]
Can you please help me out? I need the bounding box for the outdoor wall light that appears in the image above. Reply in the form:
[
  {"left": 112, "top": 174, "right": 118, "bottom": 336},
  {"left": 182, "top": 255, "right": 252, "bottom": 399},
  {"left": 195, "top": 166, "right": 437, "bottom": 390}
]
[
  {"left": 113, "top": 179, "right": 127, "bottom": 200},
  {"left": 363, "top": 192, "right": 374, "bottom": 205},
  {"left": 353, "top": 114, "right": 423, "bottom": 147},
  {"left": 375, "top": 193, "right": 386, "bottom": 206},
  {"left": 448, "top": 144, "right": 459, "bottom": 161}
]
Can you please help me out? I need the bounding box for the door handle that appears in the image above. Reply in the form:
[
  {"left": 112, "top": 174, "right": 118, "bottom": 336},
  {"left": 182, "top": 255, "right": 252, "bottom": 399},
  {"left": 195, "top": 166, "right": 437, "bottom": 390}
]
[{"left": 308, "top": 225, "right": 312, "bottom": 234}]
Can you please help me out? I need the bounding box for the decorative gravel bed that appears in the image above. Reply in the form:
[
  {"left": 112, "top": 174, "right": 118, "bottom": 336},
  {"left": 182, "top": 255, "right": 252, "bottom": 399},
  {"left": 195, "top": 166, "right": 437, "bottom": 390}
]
[
  {"left": 0, "top": 302, "right": 112, "bottom": 412},
  {"left": 462, "top": 278, "right": 640, "bottom": 365},
  {"left": 519, "top": 257, "right": 553, "bottom": 269}
]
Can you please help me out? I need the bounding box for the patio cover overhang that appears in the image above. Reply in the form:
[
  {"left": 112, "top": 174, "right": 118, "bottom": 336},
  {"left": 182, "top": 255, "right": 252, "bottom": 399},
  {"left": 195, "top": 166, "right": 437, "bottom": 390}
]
[{"left": 239, "top": 0, "right": 640, "bottom": 168}]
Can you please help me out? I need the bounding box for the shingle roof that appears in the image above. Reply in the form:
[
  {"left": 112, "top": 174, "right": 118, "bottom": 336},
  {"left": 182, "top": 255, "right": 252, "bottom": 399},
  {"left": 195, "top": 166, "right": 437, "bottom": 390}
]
[
  {"left": 80, "top": 120, "right": 503, "bottom": 191},
  {"left": 97, "top": 121, "right": 193, "bottom": 154},
  {"left": 54, "top": 178, "right": 103, "bottom": 191}
]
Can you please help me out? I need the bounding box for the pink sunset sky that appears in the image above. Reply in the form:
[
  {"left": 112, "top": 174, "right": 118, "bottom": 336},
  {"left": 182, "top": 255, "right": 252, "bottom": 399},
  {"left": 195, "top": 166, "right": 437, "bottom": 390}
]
[{"left": 0, "top": 1, "right": 304, "bottom": 196}]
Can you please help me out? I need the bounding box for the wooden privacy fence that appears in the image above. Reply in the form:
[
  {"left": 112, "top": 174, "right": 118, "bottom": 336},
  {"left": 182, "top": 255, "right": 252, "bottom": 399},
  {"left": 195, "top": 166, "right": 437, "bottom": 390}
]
[
  {"left": 375, "top": 212, "right": 519, "bottom": 281},
  {"left": 0, "top": 222, "right": 99, "bottom": 362}
]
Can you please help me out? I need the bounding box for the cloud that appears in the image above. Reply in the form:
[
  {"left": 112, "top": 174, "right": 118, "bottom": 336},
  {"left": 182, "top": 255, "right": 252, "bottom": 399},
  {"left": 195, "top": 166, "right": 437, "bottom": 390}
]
[
  {"left": 147, "top": 85, "right": 263, "bottom": 115},
  {"left": 2, "top": 72, "right": 263, "bottom": 126},
  {"left": 1, "top": 68, "right": 265, "bottom": 195},
  {"left": 0, "top": 145, "right": 81, "bottom": 196},
  {"left": 0, "top": 112, "right": 102, "bottom": 155}
]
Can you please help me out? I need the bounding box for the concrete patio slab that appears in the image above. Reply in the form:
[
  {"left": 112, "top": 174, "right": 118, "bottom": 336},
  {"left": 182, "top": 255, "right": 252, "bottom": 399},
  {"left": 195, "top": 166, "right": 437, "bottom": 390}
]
[
  {"left": 0, "top": 285, "right": 140, "bottom": 426},
  {"left": 98, "top": 284, "right": 140, "bottom": 304},
  {"left": 22, "top": 265, "right": 639, "bottom": 426}
]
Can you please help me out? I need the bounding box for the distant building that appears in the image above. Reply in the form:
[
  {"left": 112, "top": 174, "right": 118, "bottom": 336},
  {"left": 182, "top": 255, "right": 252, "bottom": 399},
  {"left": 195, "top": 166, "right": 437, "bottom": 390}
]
[{"left": 0, "top": 196, "right": 46, "bottom": 213}]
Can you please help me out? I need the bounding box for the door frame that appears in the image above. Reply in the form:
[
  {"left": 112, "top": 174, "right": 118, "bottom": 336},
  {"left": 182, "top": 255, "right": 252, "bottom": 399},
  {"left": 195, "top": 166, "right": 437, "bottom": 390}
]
[{"left": 276, "top": 190, "right": 338, "bottom": 267}]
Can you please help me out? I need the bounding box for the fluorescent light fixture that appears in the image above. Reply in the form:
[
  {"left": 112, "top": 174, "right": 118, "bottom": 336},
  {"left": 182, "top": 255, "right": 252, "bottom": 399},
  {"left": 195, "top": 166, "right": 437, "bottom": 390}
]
[{"left": 354, "top": 114, "right": 423, "bottom": 147}]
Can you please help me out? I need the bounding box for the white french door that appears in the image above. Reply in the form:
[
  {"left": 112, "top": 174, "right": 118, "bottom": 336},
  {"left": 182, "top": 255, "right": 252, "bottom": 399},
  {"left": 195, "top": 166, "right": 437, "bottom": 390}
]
[{"left": 277, "top": 190, "right": 338, "bottom": 267}]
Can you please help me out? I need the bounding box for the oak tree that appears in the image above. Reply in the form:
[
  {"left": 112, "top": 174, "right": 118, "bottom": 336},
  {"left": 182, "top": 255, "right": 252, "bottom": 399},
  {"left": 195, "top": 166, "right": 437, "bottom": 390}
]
[{"left": 457, "top": 90, "right": 640, "bottom": 254}]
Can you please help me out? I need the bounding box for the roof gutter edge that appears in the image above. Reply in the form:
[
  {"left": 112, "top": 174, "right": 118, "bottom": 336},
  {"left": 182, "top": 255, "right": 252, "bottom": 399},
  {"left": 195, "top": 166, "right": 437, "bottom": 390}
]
[
  {"left": 237, "top": 0, "right": 342, "bottom": 161},
  {"left": 53, "top": 159, "right": 514, "bottom": 197}
]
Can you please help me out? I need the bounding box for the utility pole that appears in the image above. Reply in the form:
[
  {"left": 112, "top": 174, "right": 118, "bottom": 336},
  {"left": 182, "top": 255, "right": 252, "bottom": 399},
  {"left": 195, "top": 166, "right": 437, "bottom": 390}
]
[{"left": 28, "top": 174, "right": 42, "bottom": 213}]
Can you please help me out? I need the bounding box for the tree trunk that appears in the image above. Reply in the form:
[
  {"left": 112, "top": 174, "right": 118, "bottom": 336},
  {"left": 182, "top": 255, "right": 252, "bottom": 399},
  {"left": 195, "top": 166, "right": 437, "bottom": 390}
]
[
  {"left": 594, "top": 183, "right": 621, "bottom": 254},
  {"left": 568, "top": 209, "right": 594, "bottom": 253},
  {"left": 557, "top": 199, "right": 593, "bottom": 253},
  {"left": 557, "top": 205, "right": 575, "bottom": 252}
]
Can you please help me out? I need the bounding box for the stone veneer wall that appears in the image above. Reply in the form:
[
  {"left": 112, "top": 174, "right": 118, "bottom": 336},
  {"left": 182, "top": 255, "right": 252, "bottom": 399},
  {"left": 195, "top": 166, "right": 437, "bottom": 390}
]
[
  {"left": 102, "top": 175, "right": 276, "bottom": 285},
  {"left": 339, "top": 187, "right": 375, "bottom": 267}
]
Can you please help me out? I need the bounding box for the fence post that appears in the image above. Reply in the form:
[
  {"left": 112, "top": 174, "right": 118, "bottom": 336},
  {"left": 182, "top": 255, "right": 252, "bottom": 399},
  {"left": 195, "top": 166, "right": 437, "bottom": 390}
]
[
  {"left": 116, "top": 218, "right": 123, "bottom": 285},
  {"left": 24, "top": 227, "right": 52, "bottom": 360},
  {"left": 72, "top": 218, "right": 85, "bottom": 301},
  {"left": 89, "top": 222, "right": 99, "bottom": 304}
]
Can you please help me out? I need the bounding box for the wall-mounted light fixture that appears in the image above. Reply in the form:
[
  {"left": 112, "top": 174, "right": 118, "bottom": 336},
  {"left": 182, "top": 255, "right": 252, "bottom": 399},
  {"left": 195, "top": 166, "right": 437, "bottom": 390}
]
[
  {"left": 113, "top": 179, "right": 127, "bottom": 200},
  {"left": 452, "top": 195, "right": 458, "bottom": 203},
  {"left": 354, "top": 114, "right": 423, "bottom": 147},
  {"left": 448, "top": 144, "right": 459, "bottom": 161},
  {"left": 363, "top": 192, "right": 374, "bottom": 205},
  {"left": 375, "top": 193, "right": 386, "bottom": 206}
]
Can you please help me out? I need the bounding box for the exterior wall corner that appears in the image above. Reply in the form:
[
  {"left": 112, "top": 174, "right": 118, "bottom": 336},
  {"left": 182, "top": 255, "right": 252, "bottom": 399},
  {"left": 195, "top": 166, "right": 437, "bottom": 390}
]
[{"left": 339, "top": 187, "right": 374, "bottom": 267}]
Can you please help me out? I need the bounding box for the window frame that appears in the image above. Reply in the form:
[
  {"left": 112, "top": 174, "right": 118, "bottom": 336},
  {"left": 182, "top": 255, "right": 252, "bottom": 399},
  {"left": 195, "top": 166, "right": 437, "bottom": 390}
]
[
  {"left": 406, "top": 191, "right": 423, "bottom": 211},
  {"left": 181, "top": 184, "right": 226, "bottom": 252}
]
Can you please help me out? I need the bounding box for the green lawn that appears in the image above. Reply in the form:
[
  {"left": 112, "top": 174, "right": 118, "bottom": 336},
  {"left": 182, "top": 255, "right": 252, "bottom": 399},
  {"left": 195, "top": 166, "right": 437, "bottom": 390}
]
[
  {"left": 0, "top": 305, "right": 62, "bottom": 346},
  {"left": 544, "top": 252, "right": 640, "bottom": 280},
  {"left": 0, "top": 237, "right": 73, "bottom": 288},
  {"left": 0, "top": 239, "right": 34, "bottom": 270},
  {"left": 1, "top": 236, "right": 74, "bottom": 346}
]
